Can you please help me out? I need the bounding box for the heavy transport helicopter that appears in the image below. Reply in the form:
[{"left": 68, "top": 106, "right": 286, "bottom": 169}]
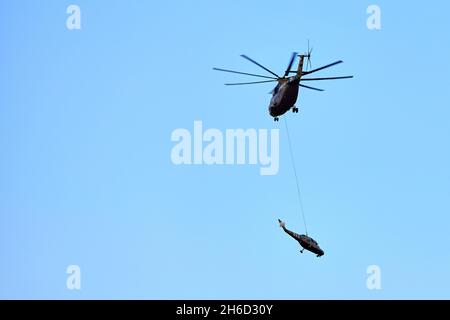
[{"left": 213, "top": 46, "right": 353, "bottom": 121}]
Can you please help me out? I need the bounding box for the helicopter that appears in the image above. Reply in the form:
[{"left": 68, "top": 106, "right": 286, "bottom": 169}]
[
  {"left": 278, "top": 219, "right": 324, "bottom": 257},
  {"left": 213, "top": 47, "right": 353, "bottom": 121}
]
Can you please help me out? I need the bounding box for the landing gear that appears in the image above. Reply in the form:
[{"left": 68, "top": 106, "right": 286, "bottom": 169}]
[
  {"left": 300, "top": 249, "right": 304, "bottom": 253},
  {"left": 292, "top": 107, "right": 299, "bottom": 113},
  {"left": 274, "top": 117, "right": 279, "bottom": 122}
]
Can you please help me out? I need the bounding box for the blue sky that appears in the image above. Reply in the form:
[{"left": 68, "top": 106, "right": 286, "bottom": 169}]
[{"left": 1, "top": 0, "right": 449, "bottom": 299}]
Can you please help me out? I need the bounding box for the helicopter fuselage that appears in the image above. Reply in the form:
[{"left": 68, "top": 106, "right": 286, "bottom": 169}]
[
  {"left": 268, "top": 77, "right": 300, "bottom": 118},
  {"left": 298, "top": 234, "right": 324, "bottom": 257},
  {"left": 280, "top": 222, "right": 325, "bottom": 257}
]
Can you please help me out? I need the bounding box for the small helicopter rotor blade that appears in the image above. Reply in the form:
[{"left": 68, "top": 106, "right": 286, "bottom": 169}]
[
  {"left": 301, "top": 76, "right": 354, "bottom": 81},
  {"left": 212, "top": 67, "right": 277, "bottom": 80},
  {"left": 225, "top": 79, "right": 278, "bottom": 86},
  {"left": 301, "top": 60, "right": 343, "bottom": 75},
  {"left": 307, "top": 48, "right": 313, "bottom": 70},
  {"left": 240, "top": 54, "right": 280, "bottom": 78},
  {"left": 283, "top": 52, "right": 298, "bottom": 77},
  {"left": 300, "top": 84, "right": 324, "bottom": 92},
  {"left": 306, "top": 40, "right": 313, "bottom": 71}
]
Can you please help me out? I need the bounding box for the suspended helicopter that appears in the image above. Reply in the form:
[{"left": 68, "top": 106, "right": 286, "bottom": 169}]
[
  {"left": 278, "top": 219, "right": 324, "bottom": 257},
  {"left": 213, "top": 46, "right": 353, "bottom": 121}
]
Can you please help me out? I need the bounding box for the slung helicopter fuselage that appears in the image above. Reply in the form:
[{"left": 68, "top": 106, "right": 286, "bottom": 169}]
[
  {"left": 280, "top": 220, "right": 325, "bottom": 257},
  {"left": 298, "top": 234, "right": 324, "bottom": 257}
]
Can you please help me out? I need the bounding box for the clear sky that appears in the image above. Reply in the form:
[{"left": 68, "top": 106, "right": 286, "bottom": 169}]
[{"left": 1, "top": 0, "right": 449, "bottom": 299}]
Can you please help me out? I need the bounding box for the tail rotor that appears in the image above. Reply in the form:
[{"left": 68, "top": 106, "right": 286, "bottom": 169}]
[{"left": 305, "top": 40, "right": 313, "bottom": 71}]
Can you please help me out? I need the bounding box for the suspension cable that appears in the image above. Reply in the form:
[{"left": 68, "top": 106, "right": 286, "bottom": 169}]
[{"left": 283, "top": 116, "right": 308, "bottom": 235}]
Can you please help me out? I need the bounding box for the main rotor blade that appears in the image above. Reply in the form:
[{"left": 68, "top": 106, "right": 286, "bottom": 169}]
[
  {"left": 300, "top": 84, "right": 324, "bottom": 92},
  {"left": 213, "top": 67, "right": 277, "bottom": 80},
  {"left": 225, "top": 79, "right": 278, "bottom": 86},
  {"left": 240, "top": 54, "right": 280, "bottom": 78},
  {"left": 284, "top": 52, "right": 297, "bottom": 77},
  {"left": 301, "top": 76, "right": 354, "bottom": 81},
  {"left": 302, "top": 60, "right": 343, "bottom": 75},
  {"left": 289, "top": 60, "right": 343, "bottom": 75}
]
